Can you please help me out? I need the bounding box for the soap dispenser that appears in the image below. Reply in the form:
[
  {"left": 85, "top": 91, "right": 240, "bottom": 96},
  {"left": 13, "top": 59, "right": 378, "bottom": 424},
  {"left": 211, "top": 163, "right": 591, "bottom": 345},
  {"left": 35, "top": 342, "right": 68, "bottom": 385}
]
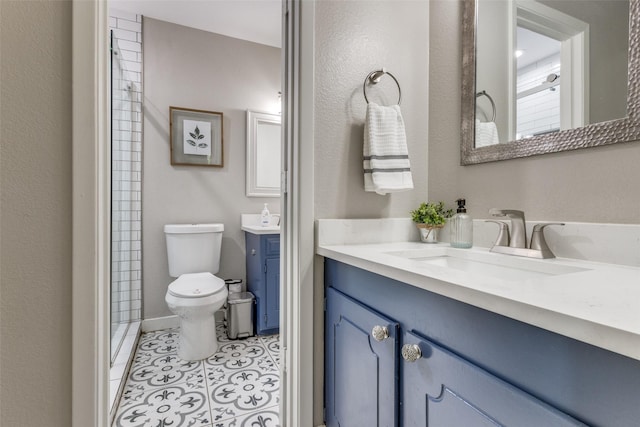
[
  {"left": 261, "top": 203, "right": 271, "bottom": 227},
  {"left": 450, "top": 198, "right": 473, "bottom": 248}
]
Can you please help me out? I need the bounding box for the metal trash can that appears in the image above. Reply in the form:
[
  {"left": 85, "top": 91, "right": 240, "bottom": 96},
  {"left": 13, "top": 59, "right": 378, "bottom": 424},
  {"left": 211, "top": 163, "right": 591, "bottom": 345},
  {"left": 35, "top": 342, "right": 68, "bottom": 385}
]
[{"left": 226, "top": 292, "right": 255, "bottom": 339}]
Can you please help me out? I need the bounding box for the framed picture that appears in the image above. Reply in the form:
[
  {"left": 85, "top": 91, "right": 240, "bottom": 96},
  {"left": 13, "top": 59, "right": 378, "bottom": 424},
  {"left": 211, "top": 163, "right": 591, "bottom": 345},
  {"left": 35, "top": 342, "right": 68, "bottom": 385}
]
[{"left": 169, "top": 106, "right": 223, "bottom": 167}]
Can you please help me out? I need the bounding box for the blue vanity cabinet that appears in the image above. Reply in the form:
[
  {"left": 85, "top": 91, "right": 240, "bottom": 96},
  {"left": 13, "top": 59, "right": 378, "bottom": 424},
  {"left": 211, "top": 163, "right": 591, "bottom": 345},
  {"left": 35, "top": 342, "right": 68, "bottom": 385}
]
[
  {"left": 324, "top": 259, "right": 640, "bottom": 427},
  {"left": 325, "top": 287, "right": 399, "bottom": 427},
  {"left": 245, "top": 232, "right": 280, "bottom": 335},
  {"left": 402, "top": 331, "right": 586, "bottom": 427}
]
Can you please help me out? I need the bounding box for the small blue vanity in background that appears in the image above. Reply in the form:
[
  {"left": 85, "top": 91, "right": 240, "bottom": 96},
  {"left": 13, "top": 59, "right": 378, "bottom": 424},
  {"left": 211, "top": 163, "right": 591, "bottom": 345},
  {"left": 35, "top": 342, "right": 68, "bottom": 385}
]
[{"left": 242, "top": 215, "right": 280, "bottom": 335}]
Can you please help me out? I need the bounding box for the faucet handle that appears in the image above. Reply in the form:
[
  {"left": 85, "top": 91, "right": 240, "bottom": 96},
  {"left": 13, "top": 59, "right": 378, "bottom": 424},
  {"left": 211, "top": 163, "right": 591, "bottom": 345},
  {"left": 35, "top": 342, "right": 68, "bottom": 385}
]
[
  {"left": 530, "top": 223, "right": 565, "bottom": 258},
  {"left": 485, "top": 220, "right": 510, "bottom": 247}
]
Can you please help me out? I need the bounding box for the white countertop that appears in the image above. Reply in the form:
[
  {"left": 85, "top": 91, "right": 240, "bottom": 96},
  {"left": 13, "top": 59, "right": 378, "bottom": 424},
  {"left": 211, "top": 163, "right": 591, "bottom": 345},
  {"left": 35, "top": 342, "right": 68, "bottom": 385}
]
[
  {"left": 317, "top": 241, "right": 640, "bottom": 361},
  {"left": 241, "top": 224, "right": 280, "bottom": 234},
  {"left": 241, "top": 213, "right": 280, "bottom": 235}
]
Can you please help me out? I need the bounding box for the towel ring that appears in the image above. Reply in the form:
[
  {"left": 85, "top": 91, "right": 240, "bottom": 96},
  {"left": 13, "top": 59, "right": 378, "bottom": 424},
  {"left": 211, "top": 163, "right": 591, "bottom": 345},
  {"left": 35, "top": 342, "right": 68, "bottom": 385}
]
[
  {"left": 476, "top": 90, "right": 496, "bottom": 122},
  {"left": 363, "top": 69, "right": 402, "bottom": 105}
]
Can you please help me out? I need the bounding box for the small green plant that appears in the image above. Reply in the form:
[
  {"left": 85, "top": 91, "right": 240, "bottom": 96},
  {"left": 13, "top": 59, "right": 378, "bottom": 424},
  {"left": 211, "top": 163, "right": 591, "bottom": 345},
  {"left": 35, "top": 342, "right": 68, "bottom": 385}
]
[{"left": 410, "top": 201, "right": 454, "bottom": 226}]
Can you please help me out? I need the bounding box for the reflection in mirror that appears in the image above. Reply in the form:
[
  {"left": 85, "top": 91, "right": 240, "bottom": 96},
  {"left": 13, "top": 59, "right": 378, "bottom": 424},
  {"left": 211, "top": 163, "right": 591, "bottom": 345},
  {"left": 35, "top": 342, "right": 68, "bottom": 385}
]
[
  {"left": 246, "top": 110, "right": 281, "bottom": 197},
  {"left": 461, "top": 0, "right": 640, "bottom": 164}
]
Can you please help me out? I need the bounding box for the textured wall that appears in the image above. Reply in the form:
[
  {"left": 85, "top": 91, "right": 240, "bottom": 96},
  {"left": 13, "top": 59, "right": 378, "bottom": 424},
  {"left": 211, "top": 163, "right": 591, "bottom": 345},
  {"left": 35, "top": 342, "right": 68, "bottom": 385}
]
[
  {"left": 313, "top": 0, "right": 430, "bottom": 219},
  {"left": 0, "top": 1, "right": 72, "bottom": 425},
  {"left": 143, "top": 18, "right": 281, "bottom": 319},
  {"left": 429, "top": 0, "right": 640, "bottom": 224}
]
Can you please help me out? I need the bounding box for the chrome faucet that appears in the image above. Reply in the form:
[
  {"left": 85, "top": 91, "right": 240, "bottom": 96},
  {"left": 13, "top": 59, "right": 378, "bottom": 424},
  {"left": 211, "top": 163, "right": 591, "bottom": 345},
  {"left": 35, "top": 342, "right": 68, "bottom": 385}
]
[{"left": 487, "top": 209, "right": 564, "bottom": 259}]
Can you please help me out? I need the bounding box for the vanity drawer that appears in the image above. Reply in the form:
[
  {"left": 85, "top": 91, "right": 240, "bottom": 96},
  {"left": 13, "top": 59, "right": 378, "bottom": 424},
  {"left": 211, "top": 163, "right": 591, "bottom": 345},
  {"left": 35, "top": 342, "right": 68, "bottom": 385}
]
[{"left": 263, "top": 235, "right": 280, "bottom": 256}]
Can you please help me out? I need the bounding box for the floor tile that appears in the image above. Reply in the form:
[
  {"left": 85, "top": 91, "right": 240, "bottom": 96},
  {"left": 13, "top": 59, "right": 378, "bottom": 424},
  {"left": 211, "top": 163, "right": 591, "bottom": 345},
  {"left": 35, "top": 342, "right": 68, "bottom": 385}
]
[
  {"left": 113, "top": 326, "right": 281, "bottom": 427},
  {"left": 124, "top": 353, "right": 205, "bottom": 394},
  {"left": 210, "top": 405, "right": 280, "bottom": 427},
  {"left": 235, "top": 406, "right": 280, "bottom": 427},
  {"left": 205, "top": 339, "right": 277, "bottom": 376},
  {"left": 137, "top": 329, "right": 180, "bottom": 354},
  {"left": 208, "top": 369, "right": 279, "bottom": 422},
  {"left": 260, "top": 335, "right": 280, "bottom": 366},
  {"left": 114, "top": 378, "right": 212, "bottom": 427}
]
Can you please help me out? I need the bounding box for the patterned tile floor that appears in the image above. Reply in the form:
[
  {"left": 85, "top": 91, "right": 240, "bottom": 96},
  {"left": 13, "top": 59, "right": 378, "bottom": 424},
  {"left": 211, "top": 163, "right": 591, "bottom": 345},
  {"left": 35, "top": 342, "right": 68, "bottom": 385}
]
[{"left": 112, "top": 324, "right": 280, "bottom": 427}]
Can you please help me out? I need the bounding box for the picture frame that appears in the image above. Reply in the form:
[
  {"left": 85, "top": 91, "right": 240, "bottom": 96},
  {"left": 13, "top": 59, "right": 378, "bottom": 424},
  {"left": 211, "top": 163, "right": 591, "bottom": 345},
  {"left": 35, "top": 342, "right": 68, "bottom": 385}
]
[{"left": 169, "top": 106, "right": 223, "bottom": 167}]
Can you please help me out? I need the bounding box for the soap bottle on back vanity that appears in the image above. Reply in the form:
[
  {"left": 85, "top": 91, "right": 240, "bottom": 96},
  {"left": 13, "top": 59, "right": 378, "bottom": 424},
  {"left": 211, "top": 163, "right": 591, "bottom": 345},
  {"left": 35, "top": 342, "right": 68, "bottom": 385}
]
[
  {"left": 261, "top": 203, "right": 271, "bottom": 227},
  {"left": 450, "top": 198, "right": 473, "bottom": 248}
]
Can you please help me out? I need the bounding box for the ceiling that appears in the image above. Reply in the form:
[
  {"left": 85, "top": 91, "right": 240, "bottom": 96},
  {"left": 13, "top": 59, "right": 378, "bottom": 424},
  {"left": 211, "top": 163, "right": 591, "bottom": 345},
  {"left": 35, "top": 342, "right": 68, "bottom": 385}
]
[
  {"left": 110, "top": 0, "right": 282, "bottom": 48},
  {"left": 517, "top": 26, "right": 561, "bottom": 69}
]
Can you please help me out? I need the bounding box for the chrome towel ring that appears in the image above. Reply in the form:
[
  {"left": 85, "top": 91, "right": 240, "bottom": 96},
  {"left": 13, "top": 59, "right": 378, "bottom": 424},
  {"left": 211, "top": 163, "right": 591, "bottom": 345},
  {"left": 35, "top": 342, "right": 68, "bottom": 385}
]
[
  {"left": 476, "top": 90, "right": 496, "bottom": 122},
  {"left": 363, "top": 68, "right": 402, "bottom": 105}
]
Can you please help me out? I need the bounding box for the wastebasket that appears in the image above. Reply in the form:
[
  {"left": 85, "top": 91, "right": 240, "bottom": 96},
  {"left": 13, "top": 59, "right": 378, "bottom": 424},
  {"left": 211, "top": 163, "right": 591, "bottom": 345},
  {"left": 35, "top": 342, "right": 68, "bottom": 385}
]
[{"left": 226, "top": 291, "right": 255, "bottom": 339}]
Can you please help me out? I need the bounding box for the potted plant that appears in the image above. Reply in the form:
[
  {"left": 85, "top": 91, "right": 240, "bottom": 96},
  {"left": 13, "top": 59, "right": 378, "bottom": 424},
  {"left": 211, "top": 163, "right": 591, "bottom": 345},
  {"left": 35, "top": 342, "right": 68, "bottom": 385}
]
[{"left": 410, "top": 201, "right": 454, "bottom": 243}]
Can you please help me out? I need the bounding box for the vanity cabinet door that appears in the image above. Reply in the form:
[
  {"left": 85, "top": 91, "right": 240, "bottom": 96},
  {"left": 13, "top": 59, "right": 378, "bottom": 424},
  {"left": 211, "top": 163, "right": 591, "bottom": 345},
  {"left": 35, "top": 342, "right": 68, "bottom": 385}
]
[
  {"left": 325, "top": 287, "right": 399, "bottom": 427},
  {"left": 245, "top": 233, "right": 280, "bottom": 335},
  {"left": 401, "top": 331, "right": 587, "bottom": 427},
  {"left": 263, "top": 257, "right": 280, "bottom": 331}
]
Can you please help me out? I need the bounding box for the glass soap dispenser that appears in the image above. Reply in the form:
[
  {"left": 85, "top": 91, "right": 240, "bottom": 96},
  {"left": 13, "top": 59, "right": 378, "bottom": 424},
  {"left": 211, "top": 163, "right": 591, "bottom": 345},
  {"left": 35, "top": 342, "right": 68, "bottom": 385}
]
[{"left": 450, "top": 198, "right": 473, "bottom": 248}]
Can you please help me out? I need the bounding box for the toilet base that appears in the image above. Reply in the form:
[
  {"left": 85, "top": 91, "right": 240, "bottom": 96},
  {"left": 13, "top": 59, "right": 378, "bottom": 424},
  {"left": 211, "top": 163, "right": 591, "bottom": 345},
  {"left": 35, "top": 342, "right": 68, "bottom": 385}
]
[{"left": 177, "top": 315, "right": 218, "bottom": 361}]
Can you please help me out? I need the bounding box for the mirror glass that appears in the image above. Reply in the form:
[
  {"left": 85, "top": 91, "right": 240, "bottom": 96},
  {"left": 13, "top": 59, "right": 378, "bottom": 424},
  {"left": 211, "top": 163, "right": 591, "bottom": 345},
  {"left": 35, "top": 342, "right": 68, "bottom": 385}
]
[
  {"left": 461, "top": 0, "right": 640, "bottom": 164},
  {"left": 246, "top": 110, "right": 281, "bottom": 197}
]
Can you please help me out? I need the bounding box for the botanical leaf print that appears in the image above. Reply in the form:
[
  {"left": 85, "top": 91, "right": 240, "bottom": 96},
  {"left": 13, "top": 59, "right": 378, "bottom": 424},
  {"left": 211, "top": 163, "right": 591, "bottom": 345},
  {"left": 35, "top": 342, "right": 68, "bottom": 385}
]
[
  {"left": 187, "top": 125, "right": 208, "bottom": 148},
  {"left": 183, "top": 119, "right": 212, "bottom": 157},
  {"left": 187, "top": 126, "right": 202, "bottom": 146}
]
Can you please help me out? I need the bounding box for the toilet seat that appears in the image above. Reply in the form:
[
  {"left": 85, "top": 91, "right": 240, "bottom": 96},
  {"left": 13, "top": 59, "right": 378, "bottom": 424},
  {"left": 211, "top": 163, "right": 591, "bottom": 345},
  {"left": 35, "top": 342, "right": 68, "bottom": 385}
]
[{"left": 168, "top": 272, "right": 225, "bottom": 298}]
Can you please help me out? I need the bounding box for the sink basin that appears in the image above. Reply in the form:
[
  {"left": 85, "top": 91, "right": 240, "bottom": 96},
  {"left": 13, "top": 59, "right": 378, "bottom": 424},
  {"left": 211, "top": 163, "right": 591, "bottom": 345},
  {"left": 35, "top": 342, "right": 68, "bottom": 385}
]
[{"left": 385, "top": 247, "right": 589, "bottom": 282}]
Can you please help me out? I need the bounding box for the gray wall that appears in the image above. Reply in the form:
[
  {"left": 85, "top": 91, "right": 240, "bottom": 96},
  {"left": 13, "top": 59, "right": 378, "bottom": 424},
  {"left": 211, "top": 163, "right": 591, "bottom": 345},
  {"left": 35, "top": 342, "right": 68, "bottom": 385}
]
[
  {"left": 0, "top": 1, "right": 72, "bottom": 425},
  {"left": 313, "top": 0, "right": 430, "bottom": 220},
  {"left": 142, "top": 18, "right": 281, "bottom": 319},
  {"left": 428, "top": 0, "right": 640, "bottom": 223}
]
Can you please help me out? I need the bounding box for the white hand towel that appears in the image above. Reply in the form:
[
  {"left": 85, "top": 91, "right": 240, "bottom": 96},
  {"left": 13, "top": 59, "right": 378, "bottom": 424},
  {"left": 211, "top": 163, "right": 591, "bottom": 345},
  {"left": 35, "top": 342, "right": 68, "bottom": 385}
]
[
  {"left": 363, "top": 102, "right": 414, "bottom": 195},
  {"left": 475, "top": 119, "right": 500, "bottom": 147}
]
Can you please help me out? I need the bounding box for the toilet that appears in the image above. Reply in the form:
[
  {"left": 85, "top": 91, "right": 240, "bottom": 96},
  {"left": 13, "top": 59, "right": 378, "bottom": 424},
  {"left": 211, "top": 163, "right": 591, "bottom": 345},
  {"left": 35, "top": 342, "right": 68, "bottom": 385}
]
[{"left": 164, "top": 223, "right": 228, "bottom": 361}]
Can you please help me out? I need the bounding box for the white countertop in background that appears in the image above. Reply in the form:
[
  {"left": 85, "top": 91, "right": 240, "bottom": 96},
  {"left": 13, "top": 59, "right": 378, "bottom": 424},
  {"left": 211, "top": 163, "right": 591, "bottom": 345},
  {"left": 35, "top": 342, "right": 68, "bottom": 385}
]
[
  {"left": 316, "top": 219, "right": 640, "bottom": 361},
  {"left": 241, "top": 214, "right": 280, "bottom": 235}
]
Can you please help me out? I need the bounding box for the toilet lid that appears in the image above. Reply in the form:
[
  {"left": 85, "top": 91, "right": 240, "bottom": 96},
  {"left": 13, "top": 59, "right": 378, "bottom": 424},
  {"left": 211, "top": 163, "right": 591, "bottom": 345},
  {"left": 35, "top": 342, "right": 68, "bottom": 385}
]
[{"left": 168, "top": 272, "right": 226, "bottom": 298}]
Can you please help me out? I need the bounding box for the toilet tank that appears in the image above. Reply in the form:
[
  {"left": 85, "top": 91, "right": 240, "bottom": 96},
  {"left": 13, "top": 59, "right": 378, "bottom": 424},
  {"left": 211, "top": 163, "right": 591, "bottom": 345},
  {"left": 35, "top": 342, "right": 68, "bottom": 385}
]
[{"left": 164, "top": 223, "right": 224, "bottom": 277}]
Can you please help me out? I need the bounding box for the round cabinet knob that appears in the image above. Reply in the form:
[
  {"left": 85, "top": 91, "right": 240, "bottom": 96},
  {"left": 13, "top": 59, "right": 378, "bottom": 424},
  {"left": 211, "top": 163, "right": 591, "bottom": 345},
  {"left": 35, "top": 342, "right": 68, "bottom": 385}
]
[
  {"left": 401, "top": 344, "right": 422, "bottom": 362},
  {"left": 251, "top": 249, "right": 256, "bottom": 256},
  {"left": 371, "top": 325, "right": 390, "bottom": 342}
]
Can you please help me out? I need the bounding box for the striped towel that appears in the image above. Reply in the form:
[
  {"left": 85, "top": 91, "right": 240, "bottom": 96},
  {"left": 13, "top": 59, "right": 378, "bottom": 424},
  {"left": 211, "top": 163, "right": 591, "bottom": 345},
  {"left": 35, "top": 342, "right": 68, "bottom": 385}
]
[{"left": 364, "top": 102, "right": 414, "bottom": 195}]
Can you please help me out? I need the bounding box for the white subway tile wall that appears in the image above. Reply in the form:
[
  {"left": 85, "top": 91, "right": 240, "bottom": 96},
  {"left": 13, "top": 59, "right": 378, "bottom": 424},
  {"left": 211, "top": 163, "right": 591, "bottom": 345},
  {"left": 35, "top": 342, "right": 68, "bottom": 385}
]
[
  {"left": 110, "top": 9, "right": 143, "bottom": 328},
  {"left": 516, "top": 52, "right": 561, "bottom": 139}
]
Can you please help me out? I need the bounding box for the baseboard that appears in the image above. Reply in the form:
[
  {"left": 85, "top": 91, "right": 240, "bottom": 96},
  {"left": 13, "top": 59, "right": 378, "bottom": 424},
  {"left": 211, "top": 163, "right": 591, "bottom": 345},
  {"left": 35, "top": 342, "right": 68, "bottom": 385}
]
[
  {"left": 141, "top": 310, "right": 226, "bottom": 332},
  {"left": 141, "top": 315, "right": 179, "bottom": 332}
]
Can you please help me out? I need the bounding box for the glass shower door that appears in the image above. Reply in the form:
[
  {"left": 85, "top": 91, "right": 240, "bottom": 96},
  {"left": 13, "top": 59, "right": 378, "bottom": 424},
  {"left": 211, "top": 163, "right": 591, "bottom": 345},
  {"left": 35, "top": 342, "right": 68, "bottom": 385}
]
[{"left": 110, "top": 32, "right": 142, "bottom": 362}]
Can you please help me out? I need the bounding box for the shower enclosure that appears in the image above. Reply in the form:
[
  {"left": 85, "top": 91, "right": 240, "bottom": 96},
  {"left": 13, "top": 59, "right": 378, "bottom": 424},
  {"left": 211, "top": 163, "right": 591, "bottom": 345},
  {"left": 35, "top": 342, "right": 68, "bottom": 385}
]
[{"left": 110, "top": 31, "right": 142, "bottom": 362}]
